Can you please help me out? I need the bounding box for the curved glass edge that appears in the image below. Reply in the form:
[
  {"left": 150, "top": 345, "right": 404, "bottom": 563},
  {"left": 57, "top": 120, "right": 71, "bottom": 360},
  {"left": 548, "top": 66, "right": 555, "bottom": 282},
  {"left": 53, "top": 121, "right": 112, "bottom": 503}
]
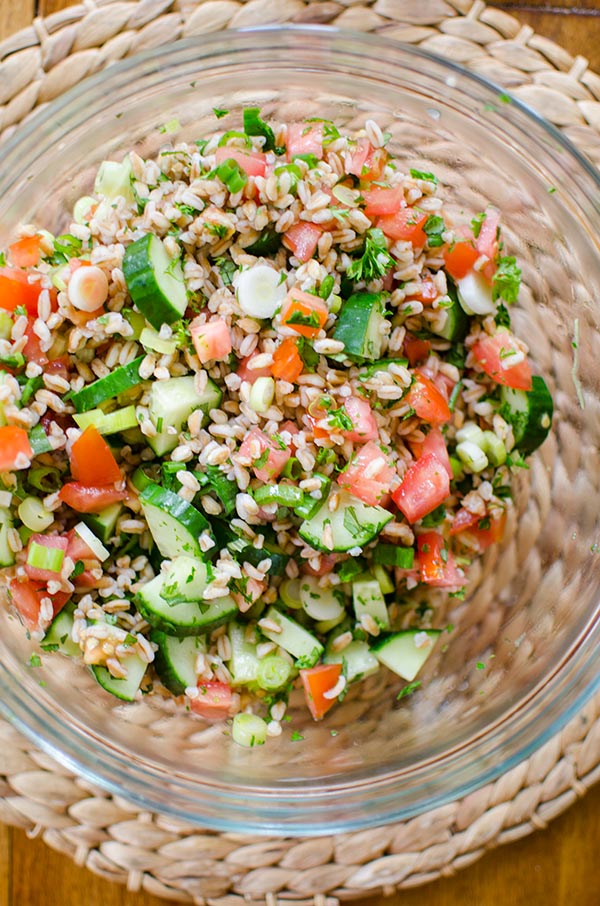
[{"left": 0, "top": 26, "right": 599, "bottom": 833}]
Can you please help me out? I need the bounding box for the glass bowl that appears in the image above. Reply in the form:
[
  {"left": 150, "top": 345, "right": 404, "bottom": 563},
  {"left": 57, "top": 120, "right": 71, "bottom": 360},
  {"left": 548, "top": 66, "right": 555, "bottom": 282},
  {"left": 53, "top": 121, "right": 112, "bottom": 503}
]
[{"left": 1, "top": 26, "right": 599, "bottom": 835}]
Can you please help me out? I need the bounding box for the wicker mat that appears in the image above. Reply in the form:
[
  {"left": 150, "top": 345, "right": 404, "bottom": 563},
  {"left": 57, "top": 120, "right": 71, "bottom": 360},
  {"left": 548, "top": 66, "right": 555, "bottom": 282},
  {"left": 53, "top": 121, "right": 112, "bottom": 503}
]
[{"left": 1, "top": 1, "right": 600, "bottom": 903}]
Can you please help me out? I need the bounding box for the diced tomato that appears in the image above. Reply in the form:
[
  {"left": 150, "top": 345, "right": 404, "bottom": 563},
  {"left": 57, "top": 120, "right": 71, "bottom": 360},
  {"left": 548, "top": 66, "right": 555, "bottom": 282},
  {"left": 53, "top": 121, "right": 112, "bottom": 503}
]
[
  {"left": 361, "top": 146, "right": 388, "bottom": 182},
  {"left": 405, "top": 373, "right": 451, "bottom": 426},
  {"left": 403, "top": 333, "right": 431, "bottom": 367},
  {"left": 0, "top": 268, "right": 42, "bottom": 317},
  {"left": 70, "top": 425, "right": 121, "bottom": 487},
  {"left": 58, "top": 483, "right": 127, "bottom": 514},
  {"left": 345, "top": 138, "right": 387, "bottom": 181},
  {"left": 378, "top": 208, "right": 428, "bottom": 246},
  {"left": 286, "top": 122, "right": 323, "bottom": 162},
  {"left": 443, "top": 240, "right": 479, "bottom": 281},
  {"left": 302, "top": 553, "right": 340, "bottom": 577},
  {"left": 475, "top": 208, "right": 500, "bottom": 266},
  {"left": 190, "top": 681, "right": 233, "bottom": 721},
  {"left": 190, "top": 317, "right": 232, "bottom": 364},
  {"left": 24, "top": 534, "right": 69, "bottom": 583},
  {"left": 421, "top": 428, "right": 453, "bottom": 480},
  {"left": 417, "top": 531, "right": 463, "bottom": 588},
  {"left": 239, "top": 428, "right": 291, "bottom": 482},
  {"left": 345, "top": 137, "right": 370, "bottom": 177},
  {"left": 300, "top": 663, "right": 342, "bottom": 721},
  {"left": 340, "top": 396, "right": 378, "bottom": 443},
  {"left": 8, "top": 236, "right": 43, "bottom": 268},
  {"left": 433, "top": 371, "right": 455, "bottom": 403},
  {"left": 214, "top": 146, "right": 267, "bottom": 178},
  {"left": 392, "top": 453, "right": 450, "bottom": 524},
  {"left": 363, "top": 186, "right": 405, "bottom": 218},
  {"left": 472, "top": 332, "right": 532, "bottom": 391},
  {"left": 237, "top": 352, "right": 272, "bottom": 382},
  {"left": 282, "top": 222, "right": 322, "bottom": 263},
  {"left": 272, "top": 337, "right": 304, "bottom": 383},
  {"left": 280, "top": 419, "right": 300, "bottom": 441},
  {"left": 450, "top": 508, "right": 506, "bottom": 551},
  {"left": 449, "top": 507, "right": 479, "bottom": 535},
  {"left": 72, "top": 569, "right": 103, "bottom": 589},
  {"left": 280, "top": 287, "right": 328, "bottom": 337},
  {"left": 406, "top": 277, "right": 438, "bottom": 305},
  {"left": 23, "top": 317, "right": 48, "bottom": 367},
  {"left": 44, "top": 356, "right": 71, "bottom": 381},
  {"left": 8, "top": 578, "right": 69, "bottom": 632},
  {"left": 337, "top": 441, "right": 394, "bottom": 506},
  {"left": 0, "top": 426, "right": 33, "bottom": 471},
  {"left": 65, "top": 529, "right": 99, "bottom": 562}
]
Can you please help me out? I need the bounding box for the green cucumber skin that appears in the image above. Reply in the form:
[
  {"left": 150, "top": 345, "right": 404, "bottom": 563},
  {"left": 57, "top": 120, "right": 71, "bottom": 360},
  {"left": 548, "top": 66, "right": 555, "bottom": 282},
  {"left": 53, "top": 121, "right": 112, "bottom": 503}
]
[
  {"left": 137, "top": 595, "right": 237, "bottom": 637},
  {"left": 501, "top": 376, "right": 553, "bottom": 455},
  {"left": 298, "top": 489, "right": 392, "bottom": 553},
  {"left": 333, "top": 292, "right": 385, "bottom": 361},
  {"left": 71, "top": 355, "right": 146, "bottom": 413},
  {"left": 150, "top": 630, "right": 201, "bottom": 695},
  {"left": 434, "top": 280, "right": 469, "bottom": 342},
  {"left": 135, "top": 573, "right": 236, "bottom": 636},
  {"left": 91, "top": 654, "right": 147, "bottom": 701},
  {"left": 123, "top": 234, "right": 187, "bottom": 330},
  {"left": 83, "top": 503, "right": 123, "bottom": 544},
  {"left": 139, "top": 483, "right": 211, "bottom": 559}
]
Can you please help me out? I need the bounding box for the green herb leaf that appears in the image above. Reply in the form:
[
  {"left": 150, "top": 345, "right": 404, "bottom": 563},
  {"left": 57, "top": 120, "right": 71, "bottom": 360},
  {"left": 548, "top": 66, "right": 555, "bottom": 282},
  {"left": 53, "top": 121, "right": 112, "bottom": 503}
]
[
  {"left": 286, "top": 309, "right": 320, "bottom": 328},
  {"left": 346, "top": 228, "right": 395, "bottom": 283},
  {"left": 27, "top": 653, "right": 42, "bottom": 668},
  {"left": 296, "top": 337, "right": 320, "bottom": 372},
  {"left": 71, "top": 560, "right": 85, "bottom": 578},
  {"left": 243, "top": 107, "right": 278, "bottom": 152},
  {"left": 397, "top": 680, "right": 421, "bottom": 699},
  {"left": 423, "top": 215, "right": 446, "bottom": 248},
  {"left": 327, "top": 404, "right": 353, "bottom": 432},
  {"left": 205, "top": 222, "right": 229, "bottom": 239},
  {"left": 213, "top": 108, "right": 229, "bottom": 119},
  {"left": 492, "top": 256, "right": 521, "bottom": 304},
  {"left": 409, "top": 169, "right": 438, "bottom": 184},
  {"left": 214, "top": 255, "right": 237, "bottom": 286},
  {"left": 470, "top": 212, "right": 486, "bottom": 238},
  {"left": 494, "top": 302, "right": 511, "bottom": 328}
]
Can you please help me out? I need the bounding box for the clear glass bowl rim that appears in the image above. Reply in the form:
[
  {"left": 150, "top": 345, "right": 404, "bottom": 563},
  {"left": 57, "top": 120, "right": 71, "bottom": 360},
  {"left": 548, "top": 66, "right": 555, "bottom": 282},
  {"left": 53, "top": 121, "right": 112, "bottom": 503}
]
[{"left": 0, "top": 25, "right": 599, "bottom": 835}]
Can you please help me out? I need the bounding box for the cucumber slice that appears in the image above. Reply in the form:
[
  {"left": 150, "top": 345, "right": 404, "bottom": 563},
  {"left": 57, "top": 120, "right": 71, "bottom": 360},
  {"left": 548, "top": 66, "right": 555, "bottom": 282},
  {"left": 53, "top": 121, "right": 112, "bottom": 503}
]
[
  {"left": 135, "top": 573, "right": 237, "bottom": 636},
  {"left": 332, "top": 292, "right": 386, "bottom": 361},
  {"left": 294, "top": 473, "right": 331, "bottom": 520},
  {"left": 0, "top": 508, "right": 15, "bottom": 568},
  {"left": 259, "top": 606, "right": 323, "bottom": 666},
  {"left": 299, "top": 575, "right": 345, "bottom": 622},
  {"left": 161, "top": 556, "right": 211, "bottom": 604},
  {"left": 139, "top": 483, "right": 211, "bottom": 559},
  {"left": 91, "top": 653, "right": 147, "bottom": 701},
  {"left": 148, "top": 375, "right": 221, "bottom": 456},
  {"left": 352, "top": 579, "right": 390, "bottom": 631},
  {"left": 82, "top": 502, "right": 123, "bottom": 544},
  {"left": 94, "top": 157, "right": 135, "bottom": 204},
  {"left": 70, "top": 355, "right": 145, "bottom": 413},
  {"left": 433, "top": 278, "right": 469, "bottom": 341},
  {"left": 41, "top": 605, "right": 79, "bottom": 657},
  {"left": 150, "top": 630, "right": 204, "bottom": 695},
  {"left": 228, "top": 622, "right": 260, "bottom": 685},
  {"left": 372, "top": 629, "right": 441, "bottom": 682},
  {"left": 73, "top": 405, "right": 138, "bottom": 435},
  {"left": 123, "top": 234, "right": 188, "bottom": 330},
  {"left": 500, "top": 375, "right": 553, "bottom": 454},
  {"left": 139, "top": 326, "right": 178, "bottom": 356},
  {"left": 299, "top": 488, "right": 392, "bottom": 553},
  {"left": 455, "top": 271, "right": 496, "bottom": 316},
  {"left": 324, "top": 640, "right": 379, "bottom": 683}
]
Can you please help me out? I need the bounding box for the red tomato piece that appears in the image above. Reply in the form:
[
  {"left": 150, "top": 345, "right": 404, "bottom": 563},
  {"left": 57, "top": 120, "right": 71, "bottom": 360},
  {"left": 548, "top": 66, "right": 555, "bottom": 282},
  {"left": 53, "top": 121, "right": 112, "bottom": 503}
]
[
  {"left": 286, "top": 122, "right": 323, "bottom": 162},
  {"left": 361, "top": 146, "right": 388, "bottom": 182},
  {"left": 190, "top": 681, "right": 233, "bottom": 720},
  {"left": 8, "top": 578, "right": 68, "bottom": 632},
  {"left": 417, "top": 531, "right": 464, "bottom": 588},
  {"left": 0, "top": 426, "right": 33, "bottom": 471},
  {"left": 9, "top": 236, "right": 43, "bottom": 268},
  {"left": 214, "top": 146, "right": 267, "bottom": 178},
  {"left": 345, "top": 138, "right": 387, "bottom": 181},
  {"left": 471, "top": 332, "right": 532, "bottom": 391},
  {"left": 280, "top": 286, "right": 328, "bottom": 337},
  {"left": 363, "top": 186, "right": 405, "bottom": 218},
  {"left": 344, "top": 137, "right": 370, "bottom": 177},
  {"left": 70, "top": 426, "right": 121, "bottom": 487},
  {"left": 392, "top": 453, "right": 450, "bottom": 524},
  {"left": 0, "top": 268, "right": 42, "bottom": 317},
  {"left": 237, "top": 352, "right": 272, "bottom": 382},
  {"left": 271, "top": 337, "right": 304, "bottom": 383},
  {"left": 475, "top": 208, "right": 500, "bottom": 261},
  {"left": 239, "top": 428, "right": 291, "bottom": 482},
  {"left": 58, "top": 483, "right": 127, "bottom": 513},
  {"left": 421, "top": 428, "right": 453, "bottom": 480},
  {"left": 300, "top": 663, "right": 342, "bottom": 720},
  {"left": 405, "top": 277, "right": 438, "bottom": 305},
  {"left": 443, "top": 240, "right": 479, "bottom": 281},
  {"left": 378, "top": 208, "right": 428, "bottom": 246},
  {"left": 449, "top": 507, "right": 479, "bottom": 535},
  {"left": 403, "top": 333, "right": 431, "bottom": 367},
  {"left": 190, "top": 317, "right": 232, "bottom": 364},
  {"left": 340, "top": 396, "right": 378, "bottom": 443},
  {"left": 24, "top": 534, "right": 69, "bottom": 583},
  {"left": 337, "top": 441, "right": 394, "bottom": 506},
  {"left": 450, "top": 508, "right": 506, "bottom": 551},
  {"left": 282, "top": 222, "right": 322, "bottom": 263},
  {"left": 65, "top": 528, "right": 100, "bottom": 562},
  {"left": 405, "top": 373, "right": 451, "bottom": 426},
  {"left": 23, "top": 318, "right": 49, "bottom": 368}
]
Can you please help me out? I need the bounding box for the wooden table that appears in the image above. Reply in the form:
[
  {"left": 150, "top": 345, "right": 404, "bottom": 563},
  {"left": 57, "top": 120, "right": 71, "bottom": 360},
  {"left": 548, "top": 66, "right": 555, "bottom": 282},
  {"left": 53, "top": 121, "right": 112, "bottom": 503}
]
[{"left": 1, "top": 1, "right": 600, "bottom": 904}]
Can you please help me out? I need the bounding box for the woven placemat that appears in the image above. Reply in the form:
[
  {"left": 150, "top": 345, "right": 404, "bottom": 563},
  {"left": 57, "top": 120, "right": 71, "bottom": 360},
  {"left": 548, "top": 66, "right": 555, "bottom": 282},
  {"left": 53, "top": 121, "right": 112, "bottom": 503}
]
[{"left": 1, "top": 1, "right": 600, "bottom": 903}]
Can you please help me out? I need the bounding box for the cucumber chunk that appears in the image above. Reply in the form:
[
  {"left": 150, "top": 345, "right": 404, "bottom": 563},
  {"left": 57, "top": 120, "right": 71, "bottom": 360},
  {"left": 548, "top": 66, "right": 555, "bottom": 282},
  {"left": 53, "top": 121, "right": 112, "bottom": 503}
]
[
  {"left": 41, "top": 605, "right": 79, "bottom": 657},
  {"left": 161, "top": 556, "right": 212, "bottom": 604},
  {"left": 0, "top": 508, "right": 15, "bottom": 568},
  {"left": 372, "top": 629, "right": 441, "bottom": 682},
  {"left": 433, "top": 278, "right": 469, "bottom": 341},
  {"left": 91, "top": 653, "right": 147, "bottom": 701},
  {"left": 259, "top": 606, "right": 323, "bottom": 666},
  {"left": 332, "top": 292, "right": 386, "bottom": 361},
  {"left": 123, "top": 233, "right": 188, "bottom": 330},
  {"left": 299, "top": 488, "right": 392, "bottom": 553},
  {"left": 500, "top": 375, "right": 553, "bottom": 454},
  {"left": 139, "top": 483, "right": 211, "bottom": 559},
  {"left": 70, "top": 355, "right": 145, "bottom": 413},
  {"left": 352, "top": 579, "right": 390, "bottom": 631},
  {"left": 150, "top": 630, "right": 204, "bottom": 695},
  {"left": 83, "top": 502, "right": 123, "bottom": 544},
  {"left": 148, "top": 374, "right": 221, "bottom": 456},
  {"left": 324, "top": 640, "right": 379, "bottom": 683},
  {"left": 135, "top": 573, "right": 236, "bottom": 636},
  {"left": 228, "top": 622, "right": 260, "bottom": 685}
]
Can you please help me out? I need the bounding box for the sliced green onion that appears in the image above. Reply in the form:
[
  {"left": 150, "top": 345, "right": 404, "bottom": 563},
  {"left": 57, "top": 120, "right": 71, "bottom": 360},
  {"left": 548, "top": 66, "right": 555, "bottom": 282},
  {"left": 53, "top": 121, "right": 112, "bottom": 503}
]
[
  {"left": 28, "top": 425, "right": 53, "bottom": 455},
  {"left": 18, "top": 497, "right": 53, "bottom": 532},
  {"left": 28, "top": 466, "right": 61, "bottom": 493},
  {"left": 332, "top": 184, "right": 361, "bottom": 207},
  {"left": 243, "top": 107, "right": 277, "bottom": 152},
  {"left": 254, "top": 483, "right": 304, "bottom": 508},
  {"left": 456, "top": 440, "right": 488, "bottom": 473},
  {"left": 480, "top": 430, "right": 507, "bottom": 467},
  {"left": 314, "top": 612, "right": 347, "bottom": 634},
  {"left": 161, "top": 461, "right": 188, "bottom": 491},
  {"left": 202, "top": 465, "right": 238, "bottom": 516},
  {"left": 237, "top": 264, "right": 287, "bottom": 320},
  {"left": 249, "top": 376, "right": 275, "bottom": 414},
  {"left": 0, "top": 351, "right": 25, "bottom": 370},
  {"left": 131, "top": 464, "right": 160, "bottom": 492},
  {"left": 0, "top": 311, "right": 12, "bottom": 340},
  {"left": 281, "top": 457, "right": 302, "bottom": 480},
  {"left": 372, "top": 544, "right": 415, "bottom": 569},
  {"left": 329, "top": 294, "right": 342, "bottom": 315},
  {"left": 215, "top": 158, "right": 248, "bottom": 194},
  {"left": 448, "top": 380, "right": 463, "bottom": 413},
  {"left": 294, "top": 474, "right": 331, "bottom": 520},
  {"left": 256, "top": 655, "right": 292, "bottom": 691},
  {"left": 121, "top": 309, "right": 146, "bottom": 340},
  {"left": 274, "top": 163, "right": 302, "bottom": 193},
  {"left": 27, "top": 540, "right": 64, "bottom": 573},
  {"left": 449, "top": 456, "right": 463, "bottom": 480},
  {"left": 279, "top": 578, "right": 302, "bottom": 609},
  {"left": 139, "top": 327, "right": 177, "bottom": 356},
  {"left": 299, "top": 576, "right": 345, "bottom": 622},
  {"left": 74, "top": 522, "right": 110, "bottom": 561},
  {"left": 319, "top": 275, "right": 335, "bottom": 300},
  {"left": 20, "top": 375, "right": 44, "bottom": 406},
  {"left": 51, "top": 265, "right": 69, "bottom": 292},
  {"left": 455, "top": 422, "right": 484, "bottom": 445},
  {"left": 231, "top": 712, "right": 268, "bottom": 747},
  {"left": 218, "top": 130, "right": 252, "bottom": 148},
  {"left": 73, "top": 406, "right": 138, "bottom": 436}
]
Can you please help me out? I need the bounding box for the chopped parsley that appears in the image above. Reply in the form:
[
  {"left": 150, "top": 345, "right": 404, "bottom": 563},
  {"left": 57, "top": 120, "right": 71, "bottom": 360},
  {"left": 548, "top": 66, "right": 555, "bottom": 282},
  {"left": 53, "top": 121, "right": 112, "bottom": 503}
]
[
  {"left": 253, "top": 449, "right": 269, "bottom": 469},
  {"left": 291, "top": 730, "right": 305, "bottom": 742},
  {"left": 27, "top": 653, "right": 42, "bottom": 668},
  {"left": 71, "top": 560, "right": 85, "bottom": 578},
  {"left": 494, "top": 302, "right": 511, "bottom": 328},
  {"left": 175, "top": 203, "right": 197, "bottom": 218},
  {"left": 397, "top": 681, "right": 421, "bottom": 699},
  {"left": 346, "top": 228, "right": 394, "bottom": 283},
  {"left": 195, "top": 139, "right": 209, "bottom": 154},
  {"left": 46, "top": 233, "right": 83, "bottom": 266},
  {"left": 292, "top": 153, "right": 319, "bottom": 169},
  {"left": 0, "top": 251, "right": 5, "bottom": 266},
  {"left": 214, "top": 255, "right": 237, "bottom": 286},
  {"left": 327, "top": 404, "right": 353, "bottom": 432},
  {"left": 159, "top": 117, "right": 180, "bottom": 134},
  {"left": 410, "top": 168, "right": 438, "bottom": 184},
  {"left": 470, "top": 212, "right": 486, "bottom": 238},
  {"left": 423, "top": 215, "right": 446, "bottom": 248},
  {"left": 205, "top": 222, "right": 228, "bottom": 239},
  {"left": 492, "top": 256, "right": 521, "bottom": 304},
  {"left": 213, "top": 107, "right": 229, "bottom": 119},
  {"left": 420, "top": 504, "right": 446, "bottom": 528},
  {"left": 243, "top": 107, "right": 282, "bottom": 153},
  {"left": 296, "top": 337, "right": 320, "bottom": 372},
  {"left": 286, "top": 309, "right": 320, "bottom": 328}
]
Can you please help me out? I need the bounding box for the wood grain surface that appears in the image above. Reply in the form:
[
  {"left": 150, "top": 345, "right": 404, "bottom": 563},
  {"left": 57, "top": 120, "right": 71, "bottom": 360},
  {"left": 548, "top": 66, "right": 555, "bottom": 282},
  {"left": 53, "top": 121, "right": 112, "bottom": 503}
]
[{"left": 1, "top": 1, "right": 600, "bottom": 905}]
